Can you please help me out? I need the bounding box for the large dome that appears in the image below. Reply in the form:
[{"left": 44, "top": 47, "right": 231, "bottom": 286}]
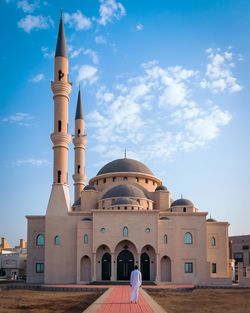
[
  {"left": 102, "top": 184, "right": 149, "bottom": 199},
  {"left": 97, "top": 158, "right": 154, "bottom": 176},
  {"left": 171, "top": 198, "right": 194, "bottom": 207}
]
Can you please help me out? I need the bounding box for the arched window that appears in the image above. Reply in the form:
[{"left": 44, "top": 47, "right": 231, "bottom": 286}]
[
  {"left": 77, "top": 165, "right": 80, "bottom": 174},
  {"left": 123, "top": 226, "right": 128, "bottom": 237},
  {"left": 84, "top": 234, "right": 88, "bottom": 244},
  {"left": 184, "top": 232, "right": 193, "bottom": 244},
  {"left": 183, "top": 207, "right": 186, "bottom": 212},
  {"left": 164, "top": 234, "right": 168, "bottom": 244},
  {"left": 54, "top": 235, "right": 61, "bottom": 245},
  {"left": 123, "top": 176, "right": 128, "bottom": 181},
  {"left": 211, "top": 237, "right": 216, "bottom": 246},
  {"left": 57, "top": 170, "right": 61, "bottom": 183},
  {"left": 77, "top": 129, "right": 80, "bottom": 137},
  {"left": 36, "top": 234, "right": 45, "bottom": 246}
]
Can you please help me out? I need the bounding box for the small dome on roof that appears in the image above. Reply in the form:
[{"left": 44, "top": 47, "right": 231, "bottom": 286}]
[
  {"left": 155, "top": 185, "right": 168, "bottom": 191},
  {"left": 84, "top": 185, "right": 96, "bottom": 191},
  {"left": 171, "top": 198, "right": 193, "bottom": 207},
  {"left": 102, "top": 184, "right": 148, "bottom": 200},
  {"left": 207, "top": 218, "right": 217, "bottom": 222},
  {"left": 113, "top": 197, "right": 138, "bottom": 206},
  {"left": 97, "top": 158, "right": 154, "bottom": 176}
]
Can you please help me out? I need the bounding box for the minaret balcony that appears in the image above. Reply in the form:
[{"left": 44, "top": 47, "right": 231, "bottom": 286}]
[
  {"left": 73, "top": 135, "right": 87, "bottom": 146},
  {"left": 51, "top": 81, "right": 72, "bottom": 98},
  {"left": 72, "top": 173, "right": 86, "bottom": 182},
  {"left": 51, "top": 132, "right": 71, "bottom": 146}
]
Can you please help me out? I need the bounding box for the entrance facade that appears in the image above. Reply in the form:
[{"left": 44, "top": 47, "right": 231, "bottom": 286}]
[{"left": 117, "top": 250, "right": 134, "bottom": 280}]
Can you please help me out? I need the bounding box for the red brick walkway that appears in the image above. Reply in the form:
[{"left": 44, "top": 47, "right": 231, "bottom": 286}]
[{"left": 96, "top": 286, "right": 154, "bottom": 313}]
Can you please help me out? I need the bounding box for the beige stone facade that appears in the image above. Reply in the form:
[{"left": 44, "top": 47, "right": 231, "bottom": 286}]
[{"left": 26, "top": 16, "right": 232, "bottom": 286}]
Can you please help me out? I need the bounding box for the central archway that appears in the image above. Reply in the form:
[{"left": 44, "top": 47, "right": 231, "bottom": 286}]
[{"left": 117, "top": 250, "right": 134, "bottom": 280}]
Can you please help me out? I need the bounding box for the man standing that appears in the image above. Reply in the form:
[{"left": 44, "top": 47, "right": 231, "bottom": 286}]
[{"left": 130, "top": 265, "right": 142, "bottom": 304}]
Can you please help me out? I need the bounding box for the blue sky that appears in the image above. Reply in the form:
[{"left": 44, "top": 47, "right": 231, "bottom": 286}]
[{"left": 0, "top": 0, "right": 249, "bottom": 246}]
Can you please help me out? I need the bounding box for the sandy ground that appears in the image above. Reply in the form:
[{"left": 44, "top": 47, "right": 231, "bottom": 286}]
[
  {"left": 0, "top": 289, "right": 102, "bottom": 313},
  {"left": 149, "top": 288, "right": 250, "bottom": 313}
]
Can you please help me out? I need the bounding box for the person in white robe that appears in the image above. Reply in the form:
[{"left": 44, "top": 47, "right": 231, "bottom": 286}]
[{"left": 130, "top": 265, "right": 142, "bottom": 303}]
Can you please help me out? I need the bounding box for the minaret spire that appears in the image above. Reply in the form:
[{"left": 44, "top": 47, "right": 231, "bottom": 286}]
[
  {"left": 73, "top": 88, "right": 86, "bottom": 202},
  {"left": 55, "top": 13, "right": 67, "bottom": 58}
]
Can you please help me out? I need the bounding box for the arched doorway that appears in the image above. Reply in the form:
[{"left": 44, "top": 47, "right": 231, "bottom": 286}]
[
  {"left": 102, "top": 253, "right": 111, "bottom": 280},
  {"left": 141, "top": 253, "right": 150, "bottom": 280},
  {"left": 117, "top": 250, "right": 134, "bottom": 280},
  {"left": 161, "top": 256, "right": 171, "bottom": 282},
  {"left": 80, "top": 256, "right": 91, "bottom": 281}
]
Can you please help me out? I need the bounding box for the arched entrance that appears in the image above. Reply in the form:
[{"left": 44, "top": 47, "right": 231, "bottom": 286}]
[
  {"left": 117, "top": 250, "right": 134, "bottom": 280},
  {"left": 141, "top": 253, "right": 150, "bottom": 280},
  {"left": 102, "top": 253, "right": 111, "bottom": 280},
  {"left": 161, "top": 256, "right": 171, "bottom": 282},
  {"left": 80, "top": 256, "right": 91, "bottom": 281}
]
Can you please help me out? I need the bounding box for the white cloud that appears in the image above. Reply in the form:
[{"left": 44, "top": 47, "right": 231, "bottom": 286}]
[
  {"left": 15, "top": 158, "right": 50, "bottom": 166},
  {"left": 76, "top": 65, "right": 98, "bottom": 84},
  {"left": 64, "top": 10, "right": 91, "bottom": 30},
  {"left": 95, "top": 35, "right": 106, "bottom": 44},
  {"left": 1, "top": 113, "right": 33, "bottom": 126},
  {"left": 18, "top": 14, "right": 53, "bottom": 33},
  {"left": 70, "top": 48, "right": 99, "bottom": 64},
  {"left": 29, "top": 73, "right": 44, "bottom": 82},
  {"left": 200, "top": 48, "right": 242, "bottom": 93},
  {"left": 17, "top": 0, "right": 39, "bottom": 13},
  {"left": 98, "top": 0, "right": 126, "bottom": 25},
  {"left": 136, "top": 23, "right": 143, "bottom": 31},
  {"left": 41, "top": 46, "right": 54, "bottom": 58},
  {"left": 87, "top": 54, "right": 236, "bottom": 163}
]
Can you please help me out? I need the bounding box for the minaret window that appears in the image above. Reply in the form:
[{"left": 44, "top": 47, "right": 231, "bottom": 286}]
[
  {"left": 164, "top": 234, "right": 168, "bottom": 244},
  {"left": 58, "top": 70, "right": 64, "bottom": 81},
  {"left": 58, "top": 120, "right": 62, "bottom": 132},
  {"left": 77, "top": 165, "right": 80, "bottom": 174},
  {"left": 77, "top": 129, "right": 81, "bottom": 137},
  {"left": 211, "top": 237, "right": 216, "bottom": 246},
  {"left": 58, "top": 170, "right": 61, "bottom": 183}
]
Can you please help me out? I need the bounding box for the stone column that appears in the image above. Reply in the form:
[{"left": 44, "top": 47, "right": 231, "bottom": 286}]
[
  {"left": 92, "top": 253, "right": 96, "bottom": 281},
  {"left": 155, "top": 253, "right": 161, "bottom": 283},
  {"left": 111, "top": 253, "right": 116, "bottom": 281}
]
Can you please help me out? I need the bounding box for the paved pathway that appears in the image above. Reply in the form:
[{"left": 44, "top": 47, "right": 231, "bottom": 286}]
[{"left": 84, "top": 285, "right": 166, "bottom": 313}]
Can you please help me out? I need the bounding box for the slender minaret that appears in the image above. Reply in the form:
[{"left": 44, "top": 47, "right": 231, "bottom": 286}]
[
  {"left": 50, "top": 14, "right": 72, "bottom": 186},
  {"left": 73, "top": 88, "right": 86, "bottom": 202}
]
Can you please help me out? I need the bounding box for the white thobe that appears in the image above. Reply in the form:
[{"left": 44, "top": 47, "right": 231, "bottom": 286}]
[{"left": 130, "top": 269, "right": 142, "bottom": 303}]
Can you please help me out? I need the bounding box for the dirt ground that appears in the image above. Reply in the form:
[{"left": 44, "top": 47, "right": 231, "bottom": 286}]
[
  {"left": 149, "top": 288, "right": 250, "bottom": 313},
  {"left": 0, "top": 289, "right": 102, "bottom": 313}
]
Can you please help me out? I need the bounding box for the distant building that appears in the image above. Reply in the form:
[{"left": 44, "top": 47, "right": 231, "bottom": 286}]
[
  {"left": 0, "top": 238, "right": 27, "bottom": 279},
  {"left": 229, "top": 235, "right": 250, "bottom": 266},
  {"left": 26, "top": 15, "right": 232, "bottom": 286}
]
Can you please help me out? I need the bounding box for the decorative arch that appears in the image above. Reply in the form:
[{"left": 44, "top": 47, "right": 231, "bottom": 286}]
[
  {"left": 184, "top": 232, "right": 193, "bottom": 244},
  {"left": 96, "top": 244, "right": 112, "bottom": 281},
  {"left": 36, "top": 234, "right": 45, "bottom": 246},
  {"left": 80, "top": 255, "right": 91, "bottom": 281},
  {"left": 161, "top": 256, "right": 171, "bottom": 282},
  {"left": 123, "top": 226, "right": 128, "bottom": 237},
  {"left": 54, "top": 235, "right": 61, "bottom": 245},
  {"left": 140, "top": 245, "right": 156, "bottom": 281}
]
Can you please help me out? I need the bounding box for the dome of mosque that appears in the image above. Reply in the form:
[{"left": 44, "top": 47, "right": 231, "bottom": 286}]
[
  {"left": 206, "top": 218, "right": 217, "bottom": 222},
  {"left": 155, "top": 185, "right": 168, "bottom": 191},
  {"left": 97, "top": 158, "right": 154, "bottom": 176},
  {"left": 84, "top": 185, "right": 96, "bottom": 191},
  {"left": 113, "top": 197, "right": 139, "bottom": 205},
  {"left": 171, "top": 198, "right": 193, "bottom": 207},
  {"left": 102, "top": 184, "right": 149, "bottom": 200}
]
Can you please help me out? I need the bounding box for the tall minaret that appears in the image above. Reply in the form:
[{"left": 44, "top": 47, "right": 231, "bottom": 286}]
[
  {"left": 50, "top": 14, "right": 72, "bottom": 186},
  {"left": 73, "top": 88, "right": 86, "bottom": 202}
]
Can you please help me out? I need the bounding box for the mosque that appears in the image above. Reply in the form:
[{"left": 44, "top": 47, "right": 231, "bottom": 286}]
[{"left": 26, "top": 16, "right": 232, "bottom": 286}]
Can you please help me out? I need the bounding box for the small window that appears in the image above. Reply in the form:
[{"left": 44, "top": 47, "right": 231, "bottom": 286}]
[
  {"left": 124, "top": 206, "right": 127, "bottom": 210},
  {"left": 103, "top": 178, "right": 106, "bottom": 183},
  {"left": 77, "top": 165, "right": 80, "bottom": 174},
  {"left": 58, "top": 70, "right": 64, "bottom": 81},
  {"left": 145, "top": 228, "right": 150, "bottom": 233},
  {"left": 164, "top": 234, "right": 168, "bottom": 244},
  {"left": 57, "top": 170, "right": 61, "bottom": 183},
  {"left": 77, "top": 129, "right": 80, "bottom": 137},
  {"left": 100, "top": 228, "right": 106, "bottom": 233},
  {"left": 123, "top": 227, "right": 128, "bottom": 237},
  {"left": 184, "top": 232, "right": 193, "bottom": 244},
  {"left": 36, "top": 262, "right": 44, "bottom": 273},
  {"left": 113, "top": 177, "right": 116, "bottom": 182},
  {"left": 96, "top": 180, "right": 98, "bottom": 185},
  {"left": 234, "top": 253, "right": 243, "bottom": 263},
  {"left": 243, "top": 245, "right": 249, "bottom": 250},
  {"left": 184, "top": 262, "right": 193, "bottom": 273},
  {"left": 211, "top": 237, "right": 216, "bottom": 246},
  {"left": 212, "top": 263, "right": 217, "bottom": 273},
  {"left": 36, "top": 234, "right": 45, "bottom": 246},
  {"left": 145, "top": 179, "right": 148, "bottom": 184},
  {"left": 136, "top": 177, "right": 139, "bottom": 182},
  {"left": 123, "top": 177, "right": 128, "bottom": 181},
  {"left": 58, "top": 120, "right": 62, "bottom": 132},
  {"left": 84, "top": 234, "right": 88, "bottom": 244},
  {"left": 54, "top": 235, "right": 61, "bottom": 246},
  {"left": 183, "top": 207, "right": 186, "bottom": 212}
]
